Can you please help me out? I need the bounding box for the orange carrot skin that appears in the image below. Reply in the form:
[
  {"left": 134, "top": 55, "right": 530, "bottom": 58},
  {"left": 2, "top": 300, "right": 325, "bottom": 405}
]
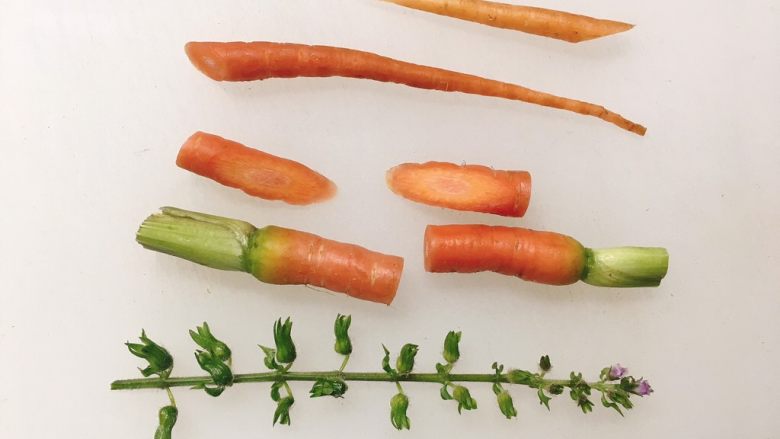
[
  {"left": 185, "top": 42, "right": 646, "bottom": 136},
  {"left": 387, "top": 162, "right": 531, "bottom": 217},
  {"left": 424, "top": 224, "right": 585, "bottom": 285},
  {"left": 250, "top": 226, "right": 404, "bottom": 305},
  {"left": 177, "top": 131, "right": 336, "bottom": 205},
  {"left": 385, "top": 0, "right": 634, "bottom": 43}
]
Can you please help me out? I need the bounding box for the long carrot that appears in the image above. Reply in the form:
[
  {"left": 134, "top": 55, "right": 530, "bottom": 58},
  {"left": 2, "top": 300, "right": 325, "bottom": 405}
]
[
  {"left": 384, "top": 0, "right": 634, "bottom": 43},
  {"left": 185, "top": 42, "right": 646, "bottom": 136},
  {"left": 424, "top": 224, "right": 668, "bottom": 287},
  {"left": 137, "top": 207, "right": 404, "bottom": 304},
  {"left": 386, "top": 161, "right": 531, "bottom": 217},
  {"left": 177, "top": 131, "right": 336, "bottom": 205}
]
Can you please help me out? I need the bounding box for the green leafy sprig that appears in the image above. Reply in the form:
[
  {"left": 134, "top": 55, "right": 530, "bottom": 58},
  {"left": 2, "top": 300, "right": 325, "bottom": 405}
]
[{"left": 115, "top": 316, "right": 653, "bottom": 437}]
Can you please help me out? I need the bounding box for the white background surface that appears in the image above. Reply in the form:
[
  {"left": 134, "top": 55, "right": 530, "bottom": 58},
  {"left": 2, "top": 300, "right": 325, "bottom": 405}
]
[{"left": 2, "top": 1, "right": 779, "bottom": 437}]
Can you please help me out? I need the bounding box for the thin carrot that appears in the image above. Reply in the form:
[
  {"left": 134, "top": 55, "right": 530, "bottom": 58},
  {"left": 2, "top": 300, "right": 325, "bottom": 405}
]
[
  {"left": 137, "top": 207, "right": 404, "bottom": 304},
  {"left": 386, "top": 161, "right": 531, "bottom": 217},
  {"left": 177, "top": 131, "right": 336, "bottom": 205},
  {"left": 384, "top": 0, "right": 634, "bottom": 43},
  {"left": 424, "top": 224, "right": 668, "bottom": 287},
  {"left": 185, "top": 42, "right": 646, "bottom": 136}
]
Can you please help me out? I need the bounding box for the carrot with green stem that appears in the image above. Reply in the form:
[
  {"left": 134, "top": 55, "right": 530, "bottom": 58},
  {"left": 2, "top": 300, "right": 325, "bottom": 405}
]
[
  {"left": 185, "top": 42, "right": 646, "bottom": 136},
  {"left": 177, "top": 131, "right": 336, "bottom": 205},
  {"left": 386, "top": 161, "right": 531, "bottom": 217},
  {"left": 136, "top": 207, "right": 404, "bottom": 304},
  {"left": 425, "top": 224, "right": 668, "bottom": 287},
  {"left": 383, "top": 0, "right": 635, "bottom": 43}
]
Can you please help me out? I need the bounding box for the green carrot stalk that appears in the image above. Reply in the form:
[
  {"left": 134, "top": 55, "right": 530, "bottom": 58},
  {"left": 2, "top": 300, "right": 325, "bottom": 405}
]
[{"left": 136, "top": 207, "right": 404, "bottom": 304}]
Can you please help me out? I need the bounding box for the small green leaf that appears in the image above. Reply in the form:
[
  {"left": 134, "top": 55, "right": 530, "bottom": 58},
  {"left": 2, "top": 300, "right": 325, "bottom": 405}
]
[
  {"left": 259, "top": 345, "right": 280, "bottom": 371},
  {"left": 270, "top": 381, "right": 284, "bottom": 402},
  {"left": 396, "top": 344, "right": 419, "bottom": 375},
  {"left": 443, "top": 331, "right": 461, "bottom": 364},
  {"left": 537, "top": 388, "right": 552, "bottom": 410},
  {"left": 601, "top": 393, "right": 624, "bottom": 416},
  {"left": 435, "top": 362, "right": 451, "bottom": 380},
  {"left": 381, "top": 345, "right": 396, "bottom": 376},
  {"left": 273, "top": 318, "right": 296, "bottom": 364},
  {"left": 539, "top": 355, "right": 552, "bottom": 372},
  {"left": 309, "top": 378, "right": 349, "bottom": 398},
  {"left": 334, "top": 314, "right": 353, "bottom": 356},
  {"left": 440, "top": 384, "right": 453, "bottom": 400}
]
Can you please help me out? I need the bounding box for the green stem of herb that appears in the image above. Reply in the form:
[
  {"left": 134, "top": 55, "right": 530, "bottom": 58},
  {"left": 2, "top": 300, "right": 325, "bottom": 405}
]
[
  {"left": 165, "top": 387, "right": 176, "bottom": 406},
  {"left": 111, "top": 372, "right": 617, "bottom": 391},
  {"left": 395, "top": 381, "right": 404, "bottom": 393},
  {"left": 338, "top": 355, "right": 350, "bottom": 373}
]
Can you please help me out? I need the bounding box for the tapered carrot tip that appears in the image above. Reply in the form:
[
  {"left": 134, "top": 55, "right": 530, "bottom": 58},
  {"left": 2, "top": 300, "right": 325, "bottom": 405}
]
[
  {"left": 387, "top": 162, "right": 531, "bottom": 217},
  {"left": 177, "top": 131, "right": 336, "bottom": 205}
]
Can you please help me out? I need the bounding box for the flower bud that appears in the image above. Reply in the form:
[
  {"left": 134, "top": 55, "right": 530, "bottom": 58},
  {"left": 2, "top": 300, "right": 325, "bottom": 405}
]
[
  {"left": 631, "top": 379, "right": 653, "bottom": 396},
  {"left": 452, "top": 385, "right": 478, "bottom": 413},
  {"left": 273, "top": 396, "right": 295, "bottom": 426},
  {"left": 274, "top": 318, "right": 297, "bottom": 364},
  {"left": 189, "top": 322, "right": 231, "bottom": 362},
  {"left": 396, "top": 344, "right": 419, "bottom": 375},
  {"left": 549, "top": 384, "right": 565, "bottom": 395},
  {"left": 195, "top": 350, "right": 234, "bottom": 387},
  {"left": 334, "top": 314, "right": 353, "bottom": 356},
  {"left": 443, "top": 331, "right": 461, "bottom": 364},
  {"left": 126, "top": 330, "right": 174, "bottom": 378},
  {"left": 609, "top": 364, "right": 628, "bottom": 380},
  {"left": 496, "top": 390, "right": 517, "bottom": 419},
  {"left": 309, "top": 378, "right": 349, "bottom": 398},
  {"left": 539, "top": 355, "right": 552, "bottom": 372},
  {"left": 154, "top": 405, "right": 178, "bottom": 439},
  {"left": 390, "top": 393, "right": 411, "bottom": 430}
]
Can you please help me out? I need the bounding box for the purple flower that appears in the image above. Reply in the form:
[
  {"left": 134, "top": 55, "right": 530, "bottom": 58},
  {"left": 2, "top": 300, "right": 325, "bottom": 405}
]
[
  {"left": 632, "top": 379, "right": 653, "bottom": 397},
  {"left": 609, "top": 364, "right": 628, "bottom": 380}
]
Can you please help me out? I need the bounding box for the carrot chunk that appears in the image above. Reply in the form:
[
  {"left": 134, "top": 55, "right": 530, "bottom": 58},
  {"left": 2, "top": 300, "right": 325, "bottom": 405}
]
[
  {"left": 387, "top": 162, "right": 531, "bottom": 217},
  {"left": 425, "top": 224, "right": 585, "bottom": 285},
  {"left": 250, "top": 226, "right": 404, "bottom": 305},
  {"left": 176, "top": 131, "right": 336, "bottom": 205}
]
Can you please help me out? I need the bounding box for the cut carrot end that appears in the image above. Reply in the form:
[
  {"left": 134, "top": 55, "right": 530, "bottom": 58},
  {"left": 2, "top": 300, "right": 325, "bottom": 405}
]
[
  {"left": 177, "top": 131, "right": 337, "bottom": 205},
  {"left": 387, "top": 162, "right": 532, "bottom": 217}
]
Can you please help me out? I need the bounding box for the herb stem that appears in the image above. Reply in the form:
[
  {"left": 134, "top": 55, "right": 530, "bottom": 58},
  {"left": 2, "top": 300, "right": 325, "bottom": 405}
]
[
  {"left": 338, "top": 355, "right": 350, "bottom": 373},
  {"left": 111, "top": 372, "right": 606, "bottom": 391}
]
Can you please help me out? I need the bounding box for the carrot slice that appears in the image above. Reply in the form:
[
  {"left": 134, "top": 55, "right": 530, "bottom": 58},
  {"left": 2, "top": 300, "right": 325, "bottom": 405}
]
[
  {"left": 384, "top": 0, "right": 634, "bottom": 43},
  {"left": 386, "top": 162, "right": 531, "bottom": 217},
  {"left": 176, "top": 131, "right": 336, "bottom": 205},
  {"left": 185, "top": 42, "right": 647, "bottom": 136},
  {"left": 424, "top": 224, "right": 669, "bottom": 287}
]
